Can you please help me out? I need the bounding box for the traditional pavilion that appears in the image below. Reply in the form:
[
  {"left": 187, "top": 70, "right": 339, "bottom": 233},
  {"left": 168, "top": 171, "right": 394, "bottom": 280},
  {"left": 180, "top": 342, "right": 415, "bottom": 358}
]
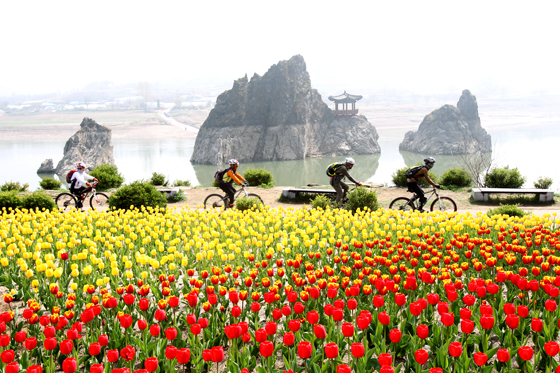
[{"left": 328, "top": 91, "right": 363, "bottom": 120}]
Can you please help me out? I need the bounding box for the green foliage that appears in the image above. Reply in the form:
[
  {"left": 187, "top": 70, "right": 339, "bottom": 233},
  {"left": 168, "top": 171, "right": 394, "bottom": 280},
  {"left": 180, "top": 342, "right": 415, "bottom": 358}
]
[
  {"left": 173, "top": 179, "right": 191, "bottom": 187},
  {"left": 311, "top": 194, "right": 332, "bottom": 210},
  {"left": 235, "top": 196, "right": 263, "bottom": 211},
  {"left": 440, "top": 168, "right": 472, "bottom": 187},
  {"left": 39, "top": 177, "right": 62, "bottom": 190},
  {"left": 211, "top": 179, "right": 219, "bottom": 187},
  {"left": 534, "top": 176, "right": 553, "bottom": 189},
  {"left": 243, "top": 168, "right": 274, "bottom": 187},
  {"left": 0, "top": 192, "right": 22, "bottom": 211},
  {"left": 487, "top": 204, "right": 527, "bottom": 218},
  {"left": 277, "top": 192, "right": 316, "bottom": 203},
  {"left": 90, "top": 164, "right": 125, "bottom": 190},
  {"left": 344, "top": 187, "right": 379, "bottom": 213},
  {"left": 392, "top": 165, "right": 438, "bottom": 188},
  {"left": 149, "top": 172, "right": 168, "bottom": 186},
  {"left": 1, "top": 181, "right": 29, "bottom": 192},
  {"left": 259, "top": 182, "right": 274, "bottom": 189},
  {"left": 108, "top": 181, "right": 167, "bottom": 210},
  {"left": 167, "top": 189, "right": 187, "bottom": 203},
  {"left": 21, "top": 192, "right": 56, "bottom": 211},
  {"left": 484, "top": 166, "right": 526, "bottom": 188}
]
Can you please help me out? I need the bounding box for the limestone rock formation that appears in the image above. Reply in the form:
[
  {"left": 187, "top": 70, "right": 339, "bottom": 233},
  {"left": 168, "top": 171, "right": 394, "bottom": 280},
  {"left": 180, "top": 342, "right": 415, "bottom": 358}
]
[
  {"left": 55, "top": 117, "right": 115, "bottom": 174},
  {"left": 191, "top": 55, "right": 380, "bottom": 165},
  {"left": 399, "top": 90, "right": 491, "bottom": 155},
  {"left": 37, "top": 159, "right": 55, "bottom": 174}
]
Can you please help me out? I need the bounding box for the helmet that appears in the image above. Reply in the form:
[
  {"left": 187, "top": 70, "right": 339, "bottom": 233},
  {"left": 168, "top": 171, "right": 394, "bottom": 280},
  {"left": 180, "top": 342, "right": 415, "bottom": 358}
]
[
  {"left": 345, "top": 157, "right": 355, "bottom": 165},
  {"left": 228, "top": 159, "right": 239, "bottom": 166},
  {"left": 424, "top": 157, "right": 435, "bottom": 169},
  {"left": 76, "top": 162, "right": 86, "bottom": 169}
]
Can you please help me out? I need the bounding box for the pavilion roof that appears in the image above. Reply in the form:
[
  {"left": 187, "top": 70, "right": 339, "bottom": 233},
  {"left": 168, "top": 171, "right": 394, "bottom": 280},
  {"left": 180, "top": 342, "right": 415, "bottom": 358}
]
[{"left": 327, "top": 91, "right": 363, "bottom": 103}]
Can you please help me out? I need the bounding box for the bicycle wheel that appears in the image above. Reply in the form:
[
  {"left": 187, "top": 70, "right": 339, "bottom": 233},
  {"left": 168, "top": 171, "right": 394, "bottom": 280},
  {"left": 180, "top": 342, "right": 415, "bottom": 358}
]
[
  {"left": 430, "top": 197, "right": 457, "bottom": 212},
  {"left": 389, "top": 197, "right": 413, "bottom": 211},
  {"left": 247, "top": 193, "right": 264, "bottom": 204},
  {"left": 55, "top": 193, "right": 77, "bottom": 212},
  {"left": 204, "top": 194, "right": 226, "bottom": 209},
  {"left": 90, "top": 192, "right": 110, "bottom": 210}
]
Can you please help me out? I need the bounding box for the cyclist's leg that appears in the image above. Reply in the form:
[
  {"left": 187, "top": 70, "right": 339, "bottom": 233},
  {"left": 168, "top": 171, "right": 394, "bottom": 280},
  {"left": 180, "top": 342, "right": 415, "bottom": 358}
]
[
  {"left": 71, "top": 187, "right": 86, "bottom": 208},
  {"left": 340, "top": 181, "right": 349, "bottom": 201},
  {"left": 409, "top": 182, "right": 426, "bottom": 210},
  {"left": 219, "top": 183, "right": 236, "bottom": 208},
  {"left": 332, "top": 182, "right": 344, "bottom": 205}
]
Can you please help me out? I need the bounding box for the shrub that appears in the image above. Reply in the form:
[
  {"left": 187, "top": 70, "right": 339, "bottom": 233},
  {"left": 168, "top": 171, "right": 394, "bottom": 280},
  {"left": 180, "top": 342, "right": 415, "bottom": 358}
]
[
  {"left": 440, "top": 168, "right": 472, "bottom": 187},
  {"left": 243, "top": 168, "right": 274, "bottom": 187},
  {"left": 259, "top": 182, "right": 274, "bottom": 189},
  {"left": 487, "top": 204, "right": 527, "bottom": 218},
  {"left": 1, "top": 181, "right": 29, "bottom": 192},
  {"left": 345, "top": 187, "right": 379, "bottom": 213},
  {"left": 21, "top": 192, "right": 56, "bottom": 211},
  {"left": 150, "top": 172, "right": 168, "bottom": 186},
  {"left": 167, "top": 189, "right": 187, "bottom": 203},
  {"left": 235, "top": 196, "right": 263, "bottom": 211},
  {"left": 39, "top": 177, "right": 62, "bottom": 190},
  {"left": 90, "top": 164, "right": 125, "bottom": 190},
  {"left": 0, "top": 192, "right": 22, "bottom": 211},
  {"left": 485, "top": 166, "right": 526, "bottom": 188},
  {"left": 211, "top": 179, "right": 219, "bottom": 187},
  {"left": 392, "top": 165, "right": 438, "bottom": 188},
  {"left": 173, "top": 179, "right": 191, "bottom": 187},
  {"left": 108, "top": 181, "right": 167, "bottom": 210},
  {"left": 311, "top": 195, "right": 332, "bottom": 210},
  {"left": 534, "top": 176, "right": 553, "bottom": 189}
]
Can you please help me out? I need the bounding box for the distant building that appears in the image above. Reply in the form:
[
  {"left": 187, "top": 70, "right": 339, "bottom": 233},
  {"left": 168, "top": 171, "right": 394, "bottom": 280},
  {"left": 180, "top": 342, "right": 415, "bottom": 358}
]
[{"left": 328, "top": 91, "right": 363, "bottom": 120}]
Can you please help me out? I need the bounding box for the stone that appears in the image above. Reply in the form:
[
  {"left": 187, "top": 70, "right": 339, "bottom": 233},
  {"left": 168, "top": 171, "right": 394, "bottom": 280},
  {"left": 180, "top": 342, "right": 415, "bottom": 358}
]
[
  {"left": 191, "top": 55, "right": 380, "bottom": 165},
  {"left": 37, "top": 158, "right": 55, "bottom": 174},
  {"left": 399, "top": 90, "right": 491, "bottom": 155},
  {"left": 55, "top": 117, "right": 115, "bottom": 174}
]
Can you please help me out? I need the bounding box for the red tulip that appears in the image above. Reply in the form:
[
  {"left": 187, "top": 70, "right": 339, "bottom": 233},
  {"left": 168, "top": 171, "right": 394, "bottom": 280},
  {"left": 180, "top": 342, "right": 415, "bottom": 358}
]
[
  {"left": 107, "top": 349, "right": 119, "bottom": 362},
  {"left": 427, "top": 293, "right": 440, "bottom": 305},
  {"left": 90, "top": 364, "right": 104, "bottom": 373},
  {"left": 5, "top": 363, "right": 19, "bottom": 373},
  {"left": 480, "top": 314, "right": 494, "bottom": 330},
  {"left": 357, "top": 316, "right": 370, "bottom": 330},
  {"left": 165, "top": 346, "right": 177, "bottom": 360},
  {"left": 428, "top": 369, "right": 442, "bottom": 373},
  {"left": 545, "top": 341, "right": 560, "bottom": 356},
  {"left": 314, "top": 324, "right": 327, "bottom": 339},
  {"left": 380, "top": 367, "right": 395, "bottom": 373},
  {"left": 98, "top": 334, "right": 109, "bottom": 346},
  {"left": 202, "top": 349, "right": 211, "bottom": 362},
  {"left": 473, "top": 352, "right": 487, "bottom": 366},
  {"left": 265, "top": 322, "right": 277, "bottom": 335},
  {"left": 190, "top": 323, "right": 201, "bottom": 335},
  {"left": 44, "top": 337, "right": 57, "bottom": 351},
  {"left": 517, "top": 305, "right": 529, "bottom": 318},
  {"left": 503, "top": 303, "right": 515, "bottom": 315},
  {"left": 415, "top": 349, "right": 428, "bottom": 365},
  {"left": 531, "top": 318, "right": 543, "bottom": 332},
  {"left": 351, "top": 342, "right": 365, "bottom": 358},
  {"left": 545, "top": 300, "right": 557, "bottom": 312},
  {"left": 62, "top": 357, "right": 77, "bottom": 373},
  {"left": 149, "top": 325, "right": 160, "bottom": 337},
  {"left": 25, "top": 337, "right": 37, "bottom": 350},
  {"left": 89, "top": 342, "right": 101, "bottom": 356},
  {"left": 441, "top": 313, "right": 454, "bottom": 327},
  {"left": 231, "top": 306, "right": 241, "bottom": 318},
  {"left": 460, "top": 308, "right": 471, "bottom": 320},
  {"left": 177, "top": 348, "right": 191, "bottom": 364},
  {"left": 255, "top": 329, "right": 267, "bottom": 343},
  {"left": 283, "top": 305, "right": 292, "bottom": 316},
  {"left": 283, "top": 332, "right": 295, "bottom": 346},
  {"left": 154, "top": 309, "right": 166, "bottom": 322},
  {"left": 389, "top": 329, "right": 401, "bottom": 343},
  {"left": 298, "top": 341, "right": 313, "bottom": 359},
  {"left": 373, "top": 295, "right": 385, "bottom": 308},
  {"left": 410, "top": 302, "right": 422, "bottom": 316},
  {"left": 448, "top": 342, "right": 462, "bottom": 357},
  {"left": 347, "top": 298, "right": 358, "bottom": 310},
  {"left": 27, "top": 365, "right": 43, "bottom": 373},
  {"left": 461, "top": 319, "right": 474, "bottom": 334},
  {"left": 288, "top": 320, "right": 301, "bottom": 332},
  {"left": 325, "top": 343, "right": 339, "bottom": 359},
  {"left": 416, "top": 324, "right": 429, "bottom": 340},
  {"left": 378, "top": 353, "right": 392, "bottom": 366},
  {"left": 0, "top": 334, "right": 10, "bottom": 347},
  {"left": 324, "top": 304, "right": 333, "bottom": 316},
  {"left": 145, "top": 357, "right": 158, "bottom": 372},
  {"left": 211, "top": 346, "right": 224, "bottom": 362},
  {"left": 332, "top": 308, "right": 344, "bottom": 322},
  {"left": 307, "top": 311, "right": 319, "bottom": 324},
  {"left": 15, "top": 331, "right": 27, "bottom": 343},
  {"left": 378, "top": 312, "right": 390, "bottom": 325},
  {"left": 1, "top": 349, "right": 14, "bottom": 363},
  {"left": 497, "top": 349, "right": 510, "bottom": 362},
  {"left": 123, "top": 294, "right": 135, "bottom": 305},
  {"left": 518, "top": 346, "right": 533, "bottom": 361},
  {"left": 120, "top": 345, "right": 135, "bottom": 361},
  {"left": 251, "top": 303, "right": 261, "bottom": 313},
  {"left": 139, "top": 298, "right": 150, "bottom": 311},
  {"left": 342, "top": 322, "right": 354, "bottom": 337},
  {"left": 337, "top": 365, "right": 351, "bottom": 373},
  {"left": 395, "top": 293, "right": 406, "bottom": 306},
  {"left": 260, "top": 341, "right": 274, "bottom": 358},
  {"left": 506, "top": 314, "right": 519, "bottom": 329},
  {"left": 165, "top": 327, "right": 177, "bottom": 340}
]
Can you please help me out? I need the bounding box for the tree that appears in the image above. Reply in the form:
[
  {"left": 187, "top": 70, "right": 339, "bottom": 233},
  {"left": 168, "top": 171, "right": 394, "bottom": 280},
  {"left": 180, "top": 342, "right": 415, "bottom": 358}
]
[{"left": 137, "top": 82, "right": 151, "bottom": 113}]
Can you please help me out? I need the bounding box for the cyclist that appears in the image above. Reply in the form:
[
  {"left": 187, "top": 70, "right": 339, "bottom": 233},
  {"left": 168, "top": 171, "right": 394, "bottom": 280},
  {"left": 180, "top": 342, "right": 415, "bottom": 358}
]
[
  {"left": 215, "top": 159, "right": 248, "bottom": 209},
  {"left": 406, "top": 157, "right": 440, "bottom": 212},
  {"left": 328, "top": 157, "right": 362, "bottom": 206},
  {"left": 69, "top": 162, "right": 97, "bottom": 209}
]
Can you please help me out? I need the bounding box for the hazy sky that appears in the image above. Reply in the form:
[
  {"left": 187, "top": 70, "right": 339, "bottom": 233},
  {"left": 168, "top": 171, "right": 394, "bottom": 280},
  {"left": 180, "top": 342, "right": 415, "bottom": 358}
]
[{"left": 1, "top": 1, "right": 559, "bottom": 96}]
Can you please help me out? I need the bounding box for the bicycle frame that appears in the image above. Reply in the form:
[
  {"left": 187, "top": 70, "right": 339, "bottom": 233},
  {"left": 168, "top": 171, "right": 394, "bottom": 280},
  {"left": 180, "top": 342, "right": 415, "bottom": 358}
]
[{"left": 410, "top": 187, "right": 439, "bottom": 209}]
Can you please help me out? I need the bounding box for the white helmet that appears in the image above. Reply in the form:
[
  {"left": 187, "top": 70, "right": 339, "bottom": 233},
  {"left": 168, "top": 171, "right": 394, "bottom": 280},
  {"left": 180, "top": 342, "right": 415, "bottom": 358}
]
[
  {"left": 76, "top": 162, "right": 86, "bottom": 170},
  {"left": 424, "top": 157, "right": 435, "bottom": 169},
  {"left": 345, "top": 157, "right": 355, "bottom": 165},
  {"left": 228, "top": 159, "right": 239, "bottom": 166}
]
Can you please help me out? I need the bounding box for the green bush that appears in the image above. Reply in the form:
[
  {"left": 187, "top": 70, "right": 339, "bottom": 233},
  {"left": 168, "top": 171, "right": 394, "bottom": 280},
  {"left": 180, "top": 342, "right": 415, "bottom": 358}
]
[
  {"left": 0, "top": 192, "right": 22, "bottom": 211},
  {"left": 485, "top": 166, "right": 526, "bottom": 188},
  {"left": 149, "top": 172, "right": 168, "bottom": 186},
  {"left": 243, "top": 168, "right": 274, "bottom": 187},
  {"left": 211, "top": 179, "right": 219, "bottom": 187},
  {"left": 173, "top": 179, "right": 191, "bottom": 187},
  {"left": 39, "top": 177, "right": 62, "bottom": 190},
  {"left": 90, "top": 164, "right": 125, "bottom": 190},
  {"left": 392, "top": 165, "right": 438, "bottom": 188},
  {"left": 345, "top": 187, "right": 379, "bottom": 213},
  {"left": 487, "top": 204, "right": 527, "bottom": 218},
  {"left": 1, "top": 181, "right": 29, "bottom": 192},
  {"left": 440, "top": 168, "right": 472, "bottom": 187},
  {"left": 311, "top": 195, "right": 332, "bottom": 210},
  {"left": 235, "top": 196, "right": 263, "bottom": 211},
  {"left": 108, "top": 181, "right": 167, "bottom": 210},
  {"left": 21, "top": 192, "right": 56, "bottom": 211},
  {"left": 167, "top": 189, "right": 187, "bottom": 203},
  {"left": 534, "top": 176, "right": 553, "bottom": 189}
]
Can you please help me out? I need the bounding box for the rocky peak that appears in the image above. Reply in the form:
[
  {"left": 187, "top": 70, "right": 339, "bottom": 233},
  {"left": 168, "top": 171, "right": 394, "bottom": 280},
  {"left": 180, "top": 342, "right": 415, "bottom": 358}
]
[{"left": 457, "top": 89, "right": 479, "bottom": 121}]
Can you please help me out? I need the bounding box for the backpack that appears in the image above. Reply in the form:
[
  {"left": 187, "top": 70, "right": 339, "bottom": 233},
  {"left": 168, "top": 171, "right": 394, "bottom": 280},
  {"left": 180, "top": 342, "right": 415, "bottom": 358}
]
[
  {"left": 66, "top": 169, "right": 77, "bottom": 184},
  {"left": 214, "top": 168, "right": 230, "bottom": 182},
  {"left": 326, "top": 162, "right": 345, "bottom": 177},
  {"left": 405, "top": 165, "right": 425, "bottom": 178}
]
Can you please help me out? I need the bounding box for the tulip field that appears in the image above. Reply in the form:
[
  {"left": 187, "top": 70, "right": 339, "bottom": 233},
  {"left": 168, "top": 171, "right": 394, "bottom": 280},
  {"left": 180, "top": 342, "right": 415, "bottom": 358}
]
[{"left": 0, "top": 205, "right": 560, "bottom": 373}]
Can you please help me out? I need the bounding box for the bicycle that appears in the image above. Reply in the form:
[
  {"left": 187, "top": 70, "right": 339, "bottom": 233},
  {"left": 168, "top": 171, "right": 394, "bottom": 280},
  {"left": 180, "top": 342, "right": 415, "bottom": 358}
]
[
  {"left": 55, "top": 181, "right": 110, "bottom": 212},
  {"left": 325, "top": 184, "right": 361, "bottom": 207},
  {"left": 389, "top": 186, "right": 457, "bottom": 212},
  {"left": 204, "top": 185, "right": 264, "bottom": 209}
]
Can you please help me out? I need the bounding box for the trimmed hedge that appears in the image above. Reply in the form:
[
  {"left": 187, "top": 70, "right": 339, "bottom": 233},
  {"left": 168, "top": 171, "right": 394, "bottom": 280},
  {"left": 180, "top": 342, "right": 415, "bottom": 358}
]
[
  {"left": 90, "top": 164, "right": 125, "bottom": 190},
  {"left": 440, "top": 168, "right": 472, "bottom": 188},
  {"left": 487, "top": 204, "right": 527, "bottom": 218},
  {"left": 39, "top": 177, "right": 62, "bottom": 190},
  {"left": 20, "top": 192, "right": 56, "bottom": 211},
  {"left": 311, "top": 195, "right": 332, "bottom": 210},
  {"left": 150, "top": 172, "right": 168, "bottom": 187},
  {"left": 485, "top": 166, "right": 526, "bottom": 188},
  {"left": 0, "top": 192, "right": 22, "bottom": 211},
  {"left": 235, "top": 196, "right": 263, "bottom": 211},
  {"left": 345, "top": 187, "right": 378, "bottom": 213},
  {"left": 534, "top": 177, "right": 553, "bottom": 189},
  {"left": 108, "top": 181, "right": 167, "bottom": 210},
  {"left": 1, "top": 181, "right": 29, "bottom": 192},
  {"left": 243, "top": 168, "right": 274, "bottom": 187}
]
